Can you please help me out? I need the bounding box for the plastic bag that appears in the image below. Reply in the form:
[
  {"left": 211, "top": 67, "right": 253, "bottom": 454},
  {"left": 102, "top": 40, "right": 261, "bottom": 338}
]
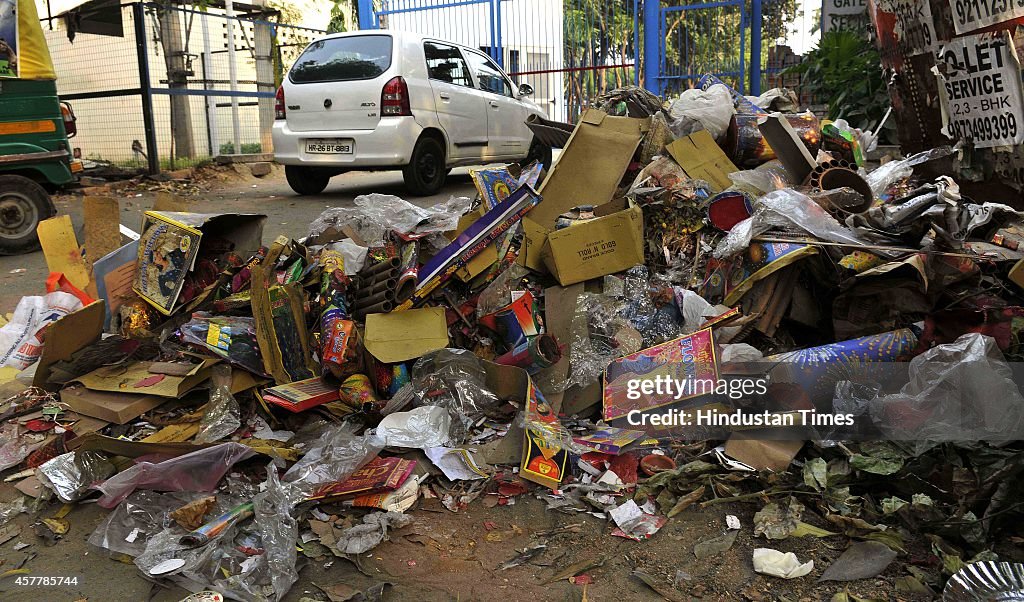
[
  {"left": 0, "top": 495, "right": 28, "bottom": 526},
  {"left": 374, "top": 406, "right": 453, "bottom": 449},
  {"left": 37, "top": 450, "right": 115, "bottom": 503},
  {"left": 88, "top": 490, "right": 207, "bottom": 557},
  {"left": 411, "top": 349, "right": 503, "bottom": 442},
  {"left": 865, "top": 333, "right": 1024, "bottom": 456},
  {"left": 0, "top": 291, "right": 82, "bottom": 369},
  {"left": 308, "top": 194, "right": 473, "bottom": 245},
  {"left": 332, "top": 511, "right": 413, "bottom": 555},
  {"left": 667, "top": 84, "right": 736, "bottom": 141},
  {"left": 714, "top": 188, "right": 866, "bottom": 258},
  {"left": 253, "top": 464, "right": 298, "bottom": 601},
  {"left": 674, "top": 288, "right": 714, "bottom": 334},
  {"left": 181, "top": 314, "right": 265, "bottom": 376},
  {"left": 195, "top": 365, "right": 242, "bottom": 444},
  {"left": 281, "top": 422, "right": 382, "bottom": 504},
  {"left": 864, "top": 146, "right": 955, "bottom": 197},
  {"left": 324, "top": 239, "right": 368, "bottom": 275},
  {"left": 94, "top": 443, "right": 257, "bottom": 508},
  {"left": 564, "top": 293, "right": 643, "bottom": 390},
  {"left": 0, "top": 422, "right": 44, "bottom": 472}
]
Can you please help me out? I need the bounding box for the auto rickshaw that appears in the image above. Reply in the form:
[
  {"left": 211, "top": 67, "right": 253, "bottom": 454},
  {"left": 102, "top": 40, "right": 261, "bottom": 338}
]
[{"left": 0, "top": 0, "right": 80, "bottom": 254}]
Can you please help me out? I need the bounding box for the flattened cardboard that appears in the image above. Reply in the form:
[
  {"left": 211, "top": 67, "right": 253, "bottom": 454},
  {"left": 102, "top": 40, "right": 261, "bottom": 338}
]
[
  {"left": 666, "top": 130, "right": 740, "bottom": 193},
  {"left": 364, "top": 308, "right": 449, "bottom": 363},
  {"left": 37, "top": 214, "right": 93, "bottom": 294},
  {"left": 83, "top": 196, "right": 122, "bottom": 264},
  {"left": 724, "top": 437, "right": 803, "bottom": 472},
  {"left": 539, "top": 198, "right": 645, "bottom": 286},
  {"left": 61, "top": 386, "right": 167, "bottom": 424},
  {"left": 520, "top": 109, "right": 647, "bottom": 271},
  {"left": 74, "top": 359, "right": 218, "bottom": 398},
  {"left": 94, "top": 241, "right": 139, "bottom": 329},
  {"left": 33, "top": 300, "right": 105, "bottom": 390}
]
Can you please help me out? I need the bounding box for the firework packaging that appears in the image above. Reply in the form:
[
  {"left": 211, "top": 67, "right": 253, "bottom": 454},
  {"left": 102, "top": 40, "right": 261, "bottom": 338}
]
[
  {"left": 495, "top": 333, "right": 562, "bottom": 375},
  {"left": 400, "top": 185, "right": 541, "bottom": 309},
  {"left": 251, "top": 260, "right": 317, "bottom": 385},
  {"left": 478, "top": 290, "right": 542, "bottom": 349},
  {"left": 32, "top": 300, "right": 104, "bottom": 390},
  {"left": 700, "top": 241, "right": 818, "bottom": 306},
  {"left": 94, "top": 241, "right": 139, "bottom": 330},
  {"left": 339, "top": 374, "right": 379, "bottom": 408},
  {"left": 308, "top": 456, "right": 416, "bottom": 501},
  {"left": 180, "top": 313, "right": 264, "bottom": 377},
  {"left": 321, "top": 317, "right": 362, "bottom": 379},
  {"left": 263, "top": 376, "right": 340, "bottom": 412},
  {"left": 133, "top": 211, "right": 265, "bottom": 315},
  {"left": 538, "top": 197, "right": 646, "bottom": 286},
  {"left": 520, "top": 109, "right": 647, "bottom": 271}
]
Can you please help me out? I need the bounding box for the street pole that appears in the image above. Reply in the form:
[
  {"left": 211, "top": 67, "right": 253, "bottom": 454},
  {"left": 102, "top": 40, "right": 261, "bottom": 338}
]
[
  {"left": 750, "top": 0, "right": 762, "bottom": 96},
  {"left": 642, "top": 0, "right": 661, "bottom": 96},
  {"left": 225, "top": 0, "right": 242, "bottom": 156}
]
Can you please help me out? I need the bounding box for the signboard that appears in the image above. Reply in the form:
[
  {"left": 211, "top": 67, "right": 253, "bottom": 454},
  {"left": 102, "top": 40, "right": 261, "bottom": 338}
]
[
  {"left": 822, "top": 0, "right": 870, "bottom": 33},
  {"left": 878, "top": 0, "right": 939, "bottom": 56},
  {"left": 936, "top": 31, "right": 1024, "bottom": 149},
  {"left": 950, "top": 0, "right": 1024, "bottom": 35},
  {"left": 0, "top": 0, "right": 18, "bottom": 78}
]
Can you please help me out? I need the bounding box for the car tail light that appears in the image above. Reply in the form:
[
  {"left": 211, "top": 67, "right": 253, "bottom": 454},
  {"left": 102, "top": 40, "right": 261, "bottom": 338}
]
[
  {"left": 381, "top": 76, "right": 412, "bottom": 117},
  {"left": 275, "top": 86, "right": 286, "bottom": 119},
  {"left": 60, "top": 102, "right": 77, "bottom": 138}
]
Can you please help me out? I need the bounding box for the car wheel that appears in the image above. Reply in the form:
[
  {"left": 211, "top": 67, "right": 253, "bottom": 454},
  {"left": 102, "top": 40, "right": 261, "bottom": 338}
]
[
  {"left": 285, "top": 166, "right": 330, "bottom": 196},
  {"left": 521, "top": 137, "right": 553, "bottom": 170},
  {"left": 0, "top": 175, "right": 56, "bottom": 256},
  {"left": 403, "top": 137, "right": 446, "bottom": 196}
]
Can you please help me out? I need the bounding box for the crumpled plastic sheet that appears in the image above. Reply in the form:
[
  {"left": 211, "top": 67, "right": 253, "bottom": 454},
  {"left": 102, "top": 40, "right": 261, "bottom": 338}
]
[
  {"left": 281, "top": 422, "right": 382, "bottom": 504},
  {"left": 863, "top": 145, "right": 955, "bottom": 197},
  {"left": 323, "top": 239, "right": 368, "bottom": 275},
  {"left": 674, "top": 287, "right": 713, "bottom": 334},
  {"left": 253, "top": 464, "right": 298, "bottom": 602},
  {"left": 714, "top": 188, "right": 866, "bottom": 258},
  {"left": 332, "top": 511, "right": 413, "bottom": 555},
  {"left": 37, "top": 450, "right": 115, "bottom": 503},
  {"left": 0, "top": 422, "right": 43, "bottom": 473},
  {"left": 94, "top": 443, "right": 257, "bottom": 508},
  {"left": 196, "top": 365, "right": 242, "bottom": 444},
  {"left": 88, "top": 490, "right": 209, "bottom": 557},
  {"left": 374, "top": 406, "right": 453, "bottom": 449},
  {"left": 0, "top": 495, "right": 28, "bottom": 525},
  {"left": 564, "top": 293, "right": 642, "bottom": 390},
  {"left": 728, "top": 164, "right": 788, "bottom": 195},
  {"left": 307, "top": 194, "right": 473, "bottom": 245},
  {"left": 475, "top": 263, "right": 531, "bottom": 318},
  {"left": 861, "top": 333, "right": 1024, "bottom": 456},
  {"left": 411, "top": 349, "right": 503, "bottom": 443},
  {"left": 667, "top": 84, "right": 735, "bottom": 140},
  {"left": 181, "top": 315, "right": 264, "bottom": 376}
]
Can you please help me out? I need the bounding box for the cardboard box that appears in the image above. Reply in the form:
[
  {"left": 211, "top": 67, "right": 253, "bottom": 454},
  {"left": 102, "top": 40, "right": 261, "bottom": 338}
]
[
  {"left": 666, "top": 129, "right": 740, "bottom": 193},
  {"left": 364, "top": 308, "right": 449, "bottom": 363},
  {"left": 134, "top": 211, "right": 266, "bottom": 315},
  {"left": 74, "top": 358, "right": 218, "bottom": 398},
  {"left": 519, "top": 109, "right": 647, "bottom": 271},
  {"left": 61, "top": 386, "right": 167, "bottom": 424},
  {"left": 539, "top": 198, "right": 645, "bottom": 286},
  {"left": 251, "top": 262, "right": 317, "bottom": 385},
  {"left": 33, "top": 300, "right": 105, "bottom": 390}
]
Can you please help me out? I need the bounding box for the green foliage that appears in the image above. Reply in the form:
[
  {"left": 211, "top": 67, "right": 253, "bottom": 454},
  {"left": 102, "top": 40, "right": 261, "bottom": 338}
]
[
  {"left": 219, "top": 142, "right": 263, "bottom": 155},
  {"left": 786, "top": 31, "right": 895, "bottom": 143},
  {"left": 328, "top": 0, "right": 349, "bottom": 34}
]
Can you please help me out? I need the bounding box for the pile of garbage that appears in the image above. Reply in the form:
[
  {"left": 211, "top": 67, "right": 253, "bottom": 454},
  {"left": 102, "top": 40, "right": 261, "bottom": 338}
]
[{"left": 1, "top": 76, "right": 1024, "bottom": 600}]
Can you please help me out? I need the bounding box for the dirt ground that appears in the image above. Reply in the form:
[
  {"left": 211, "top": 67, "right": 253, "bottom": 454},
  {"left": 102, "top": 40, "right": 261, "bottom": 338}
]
[{"left": 0, "top": 165, "right": 936, "bottom": 601}]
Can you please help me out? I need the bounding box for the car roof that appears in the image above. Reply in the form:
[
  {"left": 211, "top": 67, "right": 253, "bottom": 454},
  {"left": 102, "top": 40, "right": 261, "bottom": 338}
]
[{"left": 312, "top": 30, "right": 485, "bottom": 55}]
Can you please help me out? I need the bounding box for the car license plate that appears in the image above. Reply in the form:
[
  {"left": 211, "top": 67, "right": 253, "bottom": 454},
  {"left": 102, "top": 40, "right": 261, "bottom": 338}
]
[{"left": 305, "top": 139, "right": 353, "bottom": 154}]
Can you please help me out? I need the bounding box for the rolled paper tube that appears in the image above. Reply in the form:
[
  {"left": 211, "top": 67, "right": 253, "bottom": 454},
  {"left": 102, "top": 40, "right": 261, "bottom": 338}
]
[
  {"left": 355, "top": 278, "right": 398, "bottom": 297},
  {"left": 354, "top": 300, "right": 394, "bottom": 318},
  {"left": 360, "top": 257, "right": 401, "bottom": 277},
  {"left": 395, "top": 275, "right": 417, "bottom": 303},
  {"left": 495, "top": 333, "right": 562, "bottom": 375},
  {"left": 357, "top": 267, "right": 400, "bottom": 288},
  {"left": 179, "top": 502, "right": 255, "bottom": 547},
  {"left": 354, "top": 289, "right": 395, "bottom": 309}
]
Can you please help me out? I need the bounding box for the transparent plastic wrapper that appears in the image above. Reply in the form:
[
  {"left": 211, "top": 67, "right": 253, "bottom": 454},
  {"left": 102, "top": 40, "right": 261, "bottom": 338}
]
[
  {"left": 0, "top": 291, "right": 82, "bottom": 369},
  {"left": 196, "top": 365, "right": 242, "bottom": 444},
  {"left": 308, "top": 194, "right": 473, "bottom": 245},
  {"left": 253, "top": 464, "right": 298, "bottom": 601},
  {"left": 281, "top": 422, "right": 383, "bottom": 503},
  {"left": 728, "top": 166, "right": 788, "bottom": 196},
  {"left": 333, "top": 511, "right": 413, "bottom": 555},
  {"left": 324, "top": 239, "right": 367, "bottom": 275},
  {"left": 475, "top": 263, "right": 531, "bottom": 318},
  {"left": 714, "top": 188, "right": 866, "bottom": 258},
  {"left": 411, "top": 349, "right": 503, "bottom": 442},
  {"left": 88, "top": 490, "right": 207, "bottom": 557},
  {"left": 374, "top": 406, "right": 452, "bottom": 449},
  {"left": 37, "top": 451, "right": 115, "bottom": 503},
  {"left": 565, "top": 293, "right": 642, "bottom": 389},
  {"left": 674, "top": 287, "right": 714, "bottom": 334},
  {"left": 865, "top": 333, "right": 1024, "bottom": 456},
  {"left": 180, "top": 314, "right": 264, "bottom": 376},
  {"left": 0, "top": 422, "right": 44, "bottom": 472},
  {"left": 620, "top": 266, "right": 657, "bottom": 334},
  {"left": 864, "top": 146, "right": 955, "bottom": 197},
  {"left": 95, "top": 443, "right": 257, "bottom": 508},
  {"left": 667, "top": 84, "right": 735, "bottom": 140},
  {"left": 0, "top": 495, "right": 28, "bottom": 525}
]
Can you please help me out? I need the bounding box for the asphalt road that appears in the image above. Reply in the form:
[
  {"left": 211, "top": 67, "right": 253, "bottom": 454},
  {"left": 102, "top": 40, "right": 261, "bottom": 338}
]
[{"left": 0, "top": 165, "right": 479, "bottom": 312}]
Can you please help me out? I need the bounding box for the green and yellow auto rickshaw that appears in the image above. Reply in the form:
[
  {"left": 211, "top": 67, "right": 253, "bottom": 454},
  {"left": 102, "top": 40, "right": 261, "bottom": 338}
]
[{"left": 0, "top": 0, "right": 80, "bottom": 254}]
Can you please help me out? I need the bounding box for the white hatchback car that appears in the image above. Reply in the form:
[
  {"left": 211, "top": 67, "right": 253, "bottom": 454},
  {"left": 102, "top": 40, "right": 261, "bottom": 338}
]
[{"left": 272, "top": 30, "right": 552, "bottom": 196}]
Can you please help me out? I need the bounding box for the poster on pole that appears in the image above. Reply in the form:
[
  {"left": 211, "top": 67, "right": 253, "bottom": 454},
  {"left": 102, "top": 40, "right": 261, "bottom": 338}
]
[
  {"left": 936, "top": 30, "right": 1024, "bottom": 149},
  {"left": 877, "top": 0, "right": 938, "bottom": 57},
  {"left": 0, "top": 0, "right": 17, "bottom": 78},
  {"left": 950, "top": 0, "right": 1024, "bottom": 35},
  {"left": 822, "top": 0, "right": 870, "bottom": 34}
]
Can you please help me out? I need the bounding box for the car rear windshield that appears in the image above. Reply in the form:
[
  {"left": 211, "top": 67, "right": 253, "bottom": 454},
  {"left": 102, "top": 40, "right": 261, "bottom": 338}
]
[{"left": 290, "top": 35, "right": 392, "bottom": 83}]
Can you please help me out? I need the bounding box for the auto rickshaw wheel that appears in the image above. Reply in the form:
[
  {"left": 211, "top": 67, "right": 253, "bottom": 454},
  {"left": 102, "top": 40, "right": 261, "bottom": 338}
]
[{"left": 0, "top": 175, "right": 56, "bottom": 255}]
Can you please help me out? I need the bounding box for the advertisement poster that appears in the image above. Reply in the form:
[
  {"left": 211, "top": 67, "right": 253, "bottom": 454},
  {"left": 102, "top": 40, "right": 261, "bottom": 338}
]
[
  {"left": 936, "top": 31, "right": 1024, "bottom": 149},
  {"left": 822, "top": 0, "right": 870, "bottom": 34},
  {"left": 950, "top": 0, "right": 1024, "bottom": 35},
  {"left": 877, "top": 0, "right": 938, "bottom": 57},
  {"left": 0, "top": 0, "right": 17, "bottom": 78}
]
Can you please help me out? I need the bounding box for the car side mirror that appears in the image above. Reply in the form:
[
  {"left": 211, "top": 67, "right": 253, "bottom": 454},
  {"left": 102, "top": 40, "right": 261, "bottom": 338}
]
[{"left": 518, "top": 83, "right": 534, "bottom": 96}]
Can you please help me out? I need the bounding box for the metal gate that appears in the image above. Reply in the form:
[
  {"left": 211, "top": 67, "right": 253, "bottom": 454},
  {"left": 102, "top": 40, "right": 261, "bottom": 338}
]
[
  {"left": 644, "top": 0, "right": 763, "bottom": 97},
  {"left": 359, "top": 0, "right": 640, "bottom": 122}
]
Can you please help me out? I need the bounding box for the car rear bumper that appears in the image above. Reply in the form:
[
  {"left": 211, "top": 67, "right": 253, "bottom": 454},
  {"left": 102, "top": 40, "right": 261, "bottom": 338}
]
[{"left": 272, "top": 117, "right": 421, "bottom": 167}]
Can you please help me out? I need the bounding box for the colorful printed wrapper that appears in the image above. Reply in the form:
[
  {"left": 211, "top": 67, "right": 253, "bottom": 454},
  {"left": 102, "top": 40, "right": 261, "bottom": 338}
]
[
  {"left": 495, "top": 333, "right": 562, "bottom": 375},
  {"left": 339, "top": 374, "right": 380, "bottom": 408},
  {"left": 479, "top": 290, "right": 542, "bottom": 349}
]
